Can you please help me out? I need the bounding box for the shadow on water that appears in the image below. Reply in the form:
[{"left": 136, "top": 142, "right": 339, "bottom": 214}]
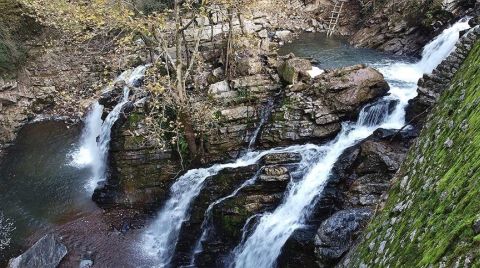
[
  {"left": 0, "top": 121, "right": 98, "bottom": 264},
  {"left": 278, "top": 32, "right": 416, "bottom": 69}
]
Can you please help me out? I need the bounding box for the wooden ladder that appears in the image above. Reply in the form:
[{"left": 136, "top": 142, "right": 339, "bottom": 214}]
[{"left": 326, "top": 0, "right": 346, "bottom": 37}]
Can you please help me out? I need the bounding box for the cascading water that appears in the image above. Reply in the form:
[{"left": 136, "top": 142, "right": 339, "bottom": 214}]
[
  {"left": 231, "top": 19, "right": 470, "bottom": 268},
  {"left": 188, "top": 172, "right": 261, "bottom": 266},
  {"left": 247, "top": 99, "right": 274, "bottom": 150},
  {"left": 71, "top": 65, "right": 147, "bottom": 193},
  {"left": 141, "top": 144, "right": 322, "bottom": 267}
]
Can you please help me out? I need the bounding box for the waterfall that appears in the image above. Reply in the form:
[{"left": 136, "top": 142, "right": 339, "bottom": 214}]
[
  {"left": 237, "top": 214, "right": 262, "bottom": 248},
  {"left": 188, "top": 172, "right": 261, "bottom": 266},
  {"left": 71, "top": 65, "right": 147, "bottom": 193},
  {"left": 247, "top": 99, "right": 274, "bottom": 151},
  {"left": 231, "top": 19, "right": 470, "bottom": 268},
  {"left": 417, "top": 17, "right": 471, "bottom": 74},
  {"left": 70, "top": 103, "right": 102, "bottom": 168},
  {"left": 140, "top": 144, "right": 322, "bottom": 267}
]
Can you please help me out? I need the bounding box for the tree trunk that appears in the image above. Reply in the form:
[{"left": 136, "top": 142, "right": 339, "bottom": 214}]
[
  {"left": 175, "top": 0, "right": 186, "bottom": 102},
  {"left": 174, "top": 0, "right": 199, "bottom": 159},
  {"left": 179, "top": 110, "right": 198, "bottom": 158}
]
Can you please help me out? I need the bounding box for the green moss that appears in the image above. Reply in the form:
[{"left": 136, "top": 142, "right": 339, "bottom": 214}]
[
  {"left": 128, "top": 112, "right": 143, "bottom": 125},
  {"left": 347, "top": 40, "right": 480, "bottom": 267}
]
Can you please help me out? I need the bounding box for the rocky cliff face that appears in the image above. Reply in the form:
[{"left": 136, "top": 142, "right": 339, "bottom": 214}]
[
  {"left": 0, "top": 32, "right": 124, "bottom": 157},
  {"left": 97, "top": 59, "right": 389, "bottom": 212},
  {"left": 276, "top": 127, "right": 416, "bottom": 268},
  {"left": 340, "top": 37, "right": 480, "bottom": 268},
  {"left": 350, "top": 0, "right": 476, "bottom": 56},
  {"left": 260, "top": 64, "right": 389, "bottom": 148}
]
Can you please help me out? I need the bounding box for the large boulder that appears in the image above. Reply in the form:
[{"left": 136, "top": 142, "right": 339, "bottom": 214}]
[
  {"left": 314, "top": 208, "right": 372, "bottom": 266},
  {"left": 8, "top": 234, "right": 67, "bottom": 268},
  {"left": 260, "top": 64, "right": 389, "bottom": 147},
  {"left": 278, "top": 57, "right": 313, "bottom": 84}
]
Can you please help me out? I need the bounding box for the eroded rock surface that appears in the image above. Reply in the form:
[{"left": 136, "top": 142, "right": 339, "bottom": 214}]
[
  {"left": 278, "top": 128, "right": 416, "bottom": 267},
  {"left": 260, "top": 64, "right": 389, "bottom": 147}
]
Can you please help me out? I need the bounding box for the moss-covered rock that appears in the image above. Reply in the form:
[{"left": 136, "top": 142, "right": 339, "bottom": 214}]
[{"left": 342, "top": 40, "right": 480, "bottom": 267}]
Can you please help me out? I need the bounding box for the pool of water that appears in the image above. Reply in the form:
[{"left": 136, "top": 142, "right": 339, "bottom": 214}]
[
  {"left": 278, "top": 33, "right": 416, "bottom": 69},
  {"left": 0, "top": 121, "right": 97, "bottom": 263}
]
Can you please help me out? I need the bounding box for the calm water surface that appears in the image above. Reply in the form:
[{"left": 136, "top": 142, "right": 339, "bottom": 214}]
[
  {"left": 278, "top": 32, "right": 415, "bottom": 69},
  {"left": 0, "top": 121, "right": 97, "bottom": 263}
]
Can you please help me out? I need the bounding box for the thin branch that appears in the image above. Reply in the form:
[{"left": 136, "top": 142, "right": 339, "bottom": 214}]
[{"left": 184, "top": 19, "right": 203, "bottom": 80}]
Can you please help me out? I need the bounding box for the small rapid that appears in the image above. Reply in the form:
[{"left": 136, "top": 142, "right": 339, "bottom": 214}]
[{"left": 231, "top": 18, "right": 470, "bottom": 268}]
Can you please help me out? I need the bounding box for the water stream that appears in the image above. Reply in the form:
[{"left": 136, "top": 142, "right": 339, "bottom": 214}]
[
  {"left": 0, "top": 121, "right": 96, "bottom": 263},
  {"left": 1, "top": 15, "right": 468, "bottom": 267},
  {"left": 231, "top": 19, "right": 471, "bottom": 268},
  {"left": 247, "top": 99, "right": 274, "bottom": 151},
  {"left": 141, "top": 144, "right": 323, "bottom": 266}
]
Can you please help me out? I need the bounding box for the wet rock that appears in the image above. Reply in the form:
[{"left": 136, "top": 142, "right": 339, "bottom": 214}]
[
  {"left": 93, "top": 110, "right": 182, "bottom": 210},
  {"left": 261, "top": 152, "right": 302, "bottom": 165},
  {"left": 372, "top": 128, "right": 418, "bottom": 141},
  {"left": 280, "top": 130, "right": 411, "bottom": 265},
  {"left": 279, "top": 228, "right": 318, "bottom": 268},
  {"left": 473, "top": 218, "right": 480, "bottom": 235},
  {"left": 79, "top": 259, "right": 93, "bottom": 268},
  {"left": 275, "top": 30, "right": 292, "bottom": 41},
  {"left": 8, "top": 234, "right": 67, "bottom": 268},
  {"left": 349, "top": 0, "right": 456, "bottom": 56},
  {"left": 314, "top": 209, "right": 372, "bottom": 265},
  {"left": 99, "top": 81, "right": 127, "bottom": 110},
  {"left": 172, "top": 164, "right": 259, "bottom": 266},
  {"left": 259, "top": 166, "right": 290, "bottom": 182},
  {"left": 194, "top": 160, "right": 301, "bottom": 267}
]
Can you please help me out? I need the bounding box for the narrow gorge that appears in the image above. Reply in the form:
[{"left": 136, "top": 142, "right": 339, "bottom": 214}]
[{"left": 1, "top": 0, "right": 479, "bottom": 267}]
